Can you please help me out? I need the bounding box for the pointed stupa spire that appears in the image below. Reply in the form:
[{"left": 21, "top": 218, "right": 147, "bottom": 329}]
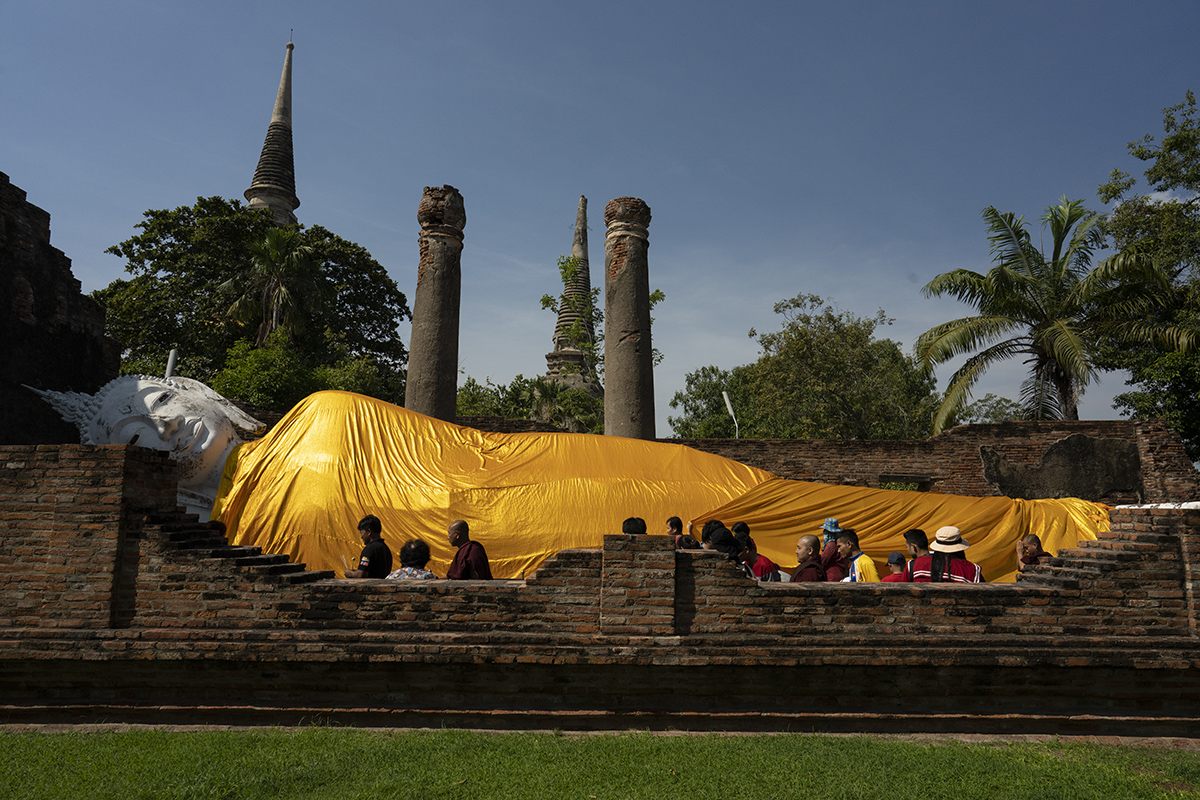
[
  {"left": 244, "top": 41, "right": 299, "bottom": 226},
  {"left": 544, "top": 196, "right": 602, "bottom": 397}
]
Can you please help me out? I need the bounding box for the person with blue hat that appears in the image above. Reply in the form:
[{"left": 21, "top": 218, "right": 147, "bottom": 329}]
[{"left": 819, "top": 518, "right": 849, "bottom": 581}]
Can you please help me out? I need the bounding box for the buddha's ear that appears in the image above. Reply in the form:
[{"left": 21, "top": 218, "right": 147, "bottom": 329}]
[{"left": 24, "top": 385, "right": 100, "bottom": 443}]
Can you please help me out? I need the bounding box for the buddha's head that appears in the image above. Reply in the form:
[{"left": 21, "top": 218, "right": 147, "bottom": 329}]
[{"left": 30, "top": 375, "right": 264, "bottom": 489}]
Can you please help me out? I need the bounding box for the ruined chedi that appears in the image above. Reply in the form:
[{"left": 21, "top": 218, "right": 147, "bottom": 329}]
[
  {"left": 544, "top": 196, "right": 602, "bottom": 397},
  {"left": 603, "top": 197, "right": 655, "bottom": 439},
  {"left": 244, "top": 42, "right": 300, "bottom": 226},
  {"left": 405, "top": 185, "right": 466, "bottom": 421}
]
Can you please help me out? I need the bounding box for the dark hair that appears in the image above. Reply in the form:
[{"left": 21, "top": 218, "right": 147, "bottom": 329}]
[
  {"left": 675, "top": 535, "right": 700, "bottom": 550},
  {"left": 733, "top": 530, "right": 754, "bottom": 556},
  {"left": 399, "top": 539, "right": 431, "bottom": 569},
  {"left": 710, "top": 528, "right": 741, "bottom": 559},
  {"left": 357, "top": 514, "right": 382, "bottom": 536},
  {"left": 836, "top": 528, "right": 860, "bottom": 550},
  {"left": 700, "top": 520, "right": 724, "bottom": 544},
  {"left": 903, "top": 529, "right": 928, "bottom": 551},
  {"left": 731, "top": 521, "right": 750, "bottom": 536},
  {"left": 667, "top": 516, "right": 683, "bottom": 532},
  {"left": 622, "top": 517, "right": 648, "bottom": 535},
  {"left": 928, "top": 550, "right": 966, "bottom": 582}
]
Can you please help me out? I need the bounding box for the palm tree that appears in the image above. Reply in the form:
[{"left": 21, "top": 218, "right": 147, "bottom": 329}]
[
  {"left": 917, "top": 196, "right": 1189, "bottom": 433},
  {"left": 221, "top": 228, "right": 323, "bottom": 347}
]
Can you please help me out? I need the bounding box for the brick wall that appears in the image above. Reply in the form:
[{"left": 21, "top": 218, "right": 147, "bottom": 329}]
[
  {"left": 0, "top": 172, "right": 119, "bottom": 445},
  {"left": 668, "top": 419, "right": 1200, "bottom": 503},
  {"left": 4, "top": 443, "right": 1200, "bottom": 734},
  {"left": 0, "top": 445, "right": 175, "bottom": 629}
]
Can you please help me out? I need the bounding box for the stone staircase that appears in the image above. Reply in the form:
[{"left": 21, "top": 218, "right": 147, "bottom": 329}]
[
  {"left": 145, "top": 508, "right": 337, "bottom": 585},
  {"left": 1014, "top": 507, "right": 1195, "bottom": 638}
]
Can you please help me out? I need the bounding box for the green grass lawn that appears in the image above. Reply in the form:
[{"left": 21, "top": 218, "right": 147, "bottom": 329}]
[{"left": 2, "top": 728, "right": 1198, "bottom": 799}]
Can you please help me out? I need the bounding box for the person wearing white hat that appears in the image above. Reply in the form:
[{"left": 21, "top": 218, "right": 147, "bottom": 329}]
[{"left": 904, "top": 526, "right": 984, "bottom": 583}]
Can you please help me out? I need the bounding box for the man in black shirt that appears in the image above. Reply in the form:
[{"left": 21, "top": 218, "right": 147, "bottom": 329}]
[{"left": 345, "top": 514, "right": 393, "bottom": 579}]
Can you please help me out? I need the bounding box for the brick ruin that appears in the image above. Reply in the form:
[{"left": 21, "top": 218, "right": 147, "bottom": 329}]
[
  {"left": 0, "top": 172, "right": 119, "bottom": 446},
  {"left": 3, "top": 442, "right": 1200, "bottom": 735},
  {"left": 671, "top": 418, "right": 1200, "bottom": 505}
]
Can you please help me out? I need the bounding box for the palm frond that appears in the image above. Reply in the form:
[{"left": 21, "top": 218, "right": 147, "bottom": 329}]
[
  {"left": 931, "top": 337, "right": 1030, "bottom": 433},
  {"left": 915, "top": 315, "right": 1024, "bottom": 369},
  {"left": 983, "top": 207, "right": 1037, "bottom": 273}
]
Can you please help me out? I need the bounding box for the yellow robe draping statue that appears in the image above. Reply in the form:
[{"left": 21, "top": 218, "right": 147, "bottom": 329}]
[{"left": 213, "top": 391, "right": 1108, "bottom": 581}]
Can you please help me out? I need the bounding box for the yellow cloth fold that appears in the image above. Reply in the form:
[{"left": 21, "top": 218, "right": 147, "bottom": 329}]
[
  {"left": 695, "top": 478, "right": 1109, "bottom": 583},
  {"left": 213, "top": 391, "right": 776, "bottom": 578}
]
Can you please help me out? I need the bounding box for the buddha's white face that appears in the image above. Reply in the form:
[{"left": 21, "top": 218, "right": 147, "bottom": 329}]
[{"left": 89, "top": 378, "right": 245, "bottom": 489}]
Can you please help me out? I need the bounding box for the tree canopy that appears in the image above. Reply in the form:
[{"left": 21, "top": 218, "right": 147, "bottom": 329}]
[
  {"left": 93, "top": 197, "right": 411, "bottom": 411},
  {"left": 669, "top": 294, "right": 938, "bottom": 440},
  {"left": 456, "top": 374, "right": 604, "bottom": 434},
  {"left": 1096, "top": 91, "right": 1200, "bottom": 458},
  {"left": 916, "top": 197, "right": 1187, "bottom": 433}
]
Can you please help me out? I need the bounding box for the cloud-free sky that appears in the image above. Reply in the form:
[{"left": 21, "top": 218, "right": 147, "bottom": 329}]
[{"left": 5, "top": 0, "right": 1198, "bottom": 433}]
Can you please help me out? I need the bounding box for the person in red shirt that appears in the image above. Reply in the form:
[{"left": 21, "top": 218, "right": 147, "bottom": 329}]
[
  {"left": 881, "top": 551, "right": 908, "bottom": 582},
  {"left": 905, "top": 526, "right": 984, "bottom": 583},
  {"left": 445, "top": 519, "right": 493, "bottom": 580},
  {"left": 732, "top": 523, "right": 781, "bottom": 581}
]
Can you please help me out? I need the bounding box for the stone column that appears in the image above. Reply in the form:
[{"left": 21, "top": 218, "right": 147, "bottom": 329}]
[
  {"left": 405, "top": 185, "right": 465, "bottom": 421},
  {"left": 603, "top": 197, "right": 654, "bottom": 439}
]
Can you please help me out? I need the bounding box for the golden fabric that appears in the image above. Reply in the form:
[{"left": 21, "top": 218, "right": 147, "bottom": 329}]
[
  {"left": 212, "top": 391, "right": 775, "bottom": 578},
  {"left": 213, "top": 391, "right": 1108, "bottom": 582},
  {"left": 696, "top": 478, "right": 1108, "bottom": 583}
]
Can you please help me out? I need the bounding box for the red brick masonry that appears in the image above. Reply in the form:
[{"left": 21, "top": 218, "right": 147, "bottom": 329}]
[{"left": 2, "top": 443, "right": 1200, "bottom": 735}]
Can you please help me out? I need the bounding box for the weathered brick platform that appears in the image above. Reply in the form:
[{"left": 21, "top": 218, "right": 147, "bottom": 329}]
[{"left": 2, "top": 444, "right": 1200, "bottom": 735}]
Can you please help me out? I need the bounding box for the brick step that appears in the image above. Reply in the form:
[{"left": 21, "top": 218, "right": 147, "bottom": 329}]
[
  {"left": 1038, "top": 557, "right": 1104, "bottom": 571},
  {"left": 1073, "top": 539, "right": 1166, "bottom": 553},
  {"left": 1014, "top": 573, "right": 1083, "bottom": 590},
  {"left": 1051, "top": 551, "right": 1155, "bottom": 568},
  {"left": 164, "top": 530, "right": 228, "bottom": 548},
  {"left": 283, "top": 570, "right": 337, "bottom": 584},
  {"left": 258, "top": 562, "right": 310, "bottom": 576},
  {"left": 230, "top": 553, "right": 293, "bottom": 568},
  {"left": 200, "top": 545, "right": 264, "bottom": 559},
  {"left": 1093, "top": 530, "right": 1176, "bottom": 544}
]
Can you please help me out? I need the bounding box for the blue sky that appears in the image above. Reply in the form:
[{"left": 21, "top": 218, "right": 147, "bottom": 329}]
[{"left": 5, "top": 0, "right": 1199, "bottom": 434}]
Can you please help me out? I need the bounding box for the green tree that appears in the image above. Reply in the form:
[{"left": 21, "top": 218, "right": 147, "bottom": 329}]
[
  {"left": 456, "top": 374, "right": 604, "bottom": 434},
  {"left": 666, "top": 364, "right": 756, "bottom": 439},
  {"left": 916, "top": 197, "right": 1186, "bottom": 432},
  {"left": 210, "top": 330, "right": 389, "bottom": 413},
  {"left": 93, "top": 197, "right": 410, "bottom": 403},
  {"left": 956, "top": 393, "right": 1022, "bottom": 425},
  {"left": 669, "top": 295, "right": 937, "bottom": 440},
  {"left": 220, "top": 227, "right": 323, "bottom": 347},
  {"left": 1097, "top": 91, "right": 1200, "bottom": 458}
]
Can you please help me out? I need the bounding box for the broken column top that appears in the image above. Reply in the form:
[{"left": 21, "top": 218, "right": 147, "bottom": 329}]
[
  {"left": 417, "top": 185, "right": 466, "bottom": 231},
  {"left": 604, "top": 197, "right": 651, "bottom": 230}
]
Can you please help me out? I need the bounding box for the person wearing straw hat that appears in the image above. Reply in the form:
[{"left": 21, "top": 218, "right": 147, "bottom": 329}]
[{"left": 905, "top": 526, "right": 984, "bottom": 583}]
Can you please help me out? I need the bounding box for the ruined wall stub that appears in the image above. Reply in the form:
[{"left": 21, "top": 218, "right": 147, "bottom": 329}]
[
  {"left": 603, "top": 197, "right": 654, "bottom": 439},
  {"left": 405, "top": 185, "right": 465, "bottom": 421},
  {"left": 0, "top": 172, "right": 119, "bottom": 444}
]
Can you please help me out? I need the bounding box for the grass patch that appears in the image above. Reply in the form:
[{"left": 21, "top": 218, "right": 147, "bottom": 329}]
[{"left": 1, "top": 728, "right": 1199, "bottom": 799}]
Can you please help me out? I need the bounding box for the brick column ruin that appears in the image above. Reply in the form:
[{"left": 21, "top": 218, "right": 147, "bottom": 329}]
[
  {"left": 599, "top": 534, "right": 675, "bottom": 636},
  {"left": 405, "top": 186, "right": 465, "bottom": 421},
  {"left": 603, "top": 197, "right": 655, "bottom": 439}
]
